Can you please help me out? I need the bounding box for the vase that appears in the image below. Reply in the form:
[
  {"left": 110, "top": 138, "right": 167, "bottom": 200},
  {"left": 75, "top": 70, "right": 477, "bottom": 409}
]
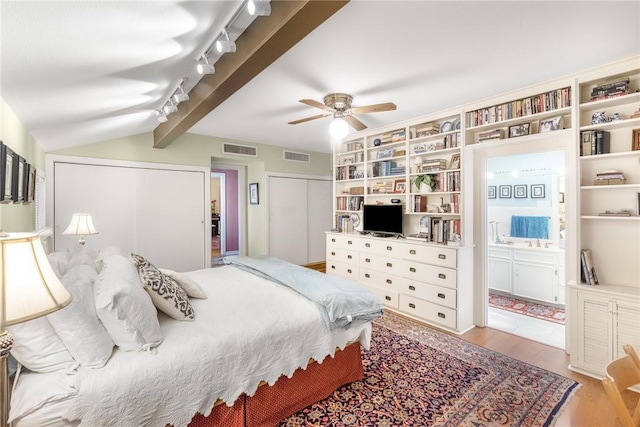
[{"left": 419, "top": 185, "right": 432, "bottom": 194}]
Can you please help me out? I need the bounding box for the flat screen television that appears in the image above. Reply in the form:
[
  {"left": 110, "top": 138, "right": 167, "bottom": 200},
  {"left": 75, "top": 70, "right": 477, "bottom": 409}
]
[{"left": 362, "top": 204, "right": 404, "bottom": 237}]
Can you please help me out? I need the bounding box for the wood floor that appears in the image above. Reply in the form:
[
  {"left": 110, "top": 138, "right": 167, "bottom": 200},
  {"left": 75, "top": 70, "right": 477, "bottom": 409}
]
[{"left": 304, "top": 261, "right": 636, "bottom": 427}]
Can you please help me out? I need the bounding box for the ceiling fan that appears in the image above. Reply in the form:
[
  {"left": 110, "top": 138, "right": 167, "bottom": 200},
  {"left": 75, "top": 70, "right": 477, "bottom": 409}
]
[{"left": 288, "top": 93, "right": 397, "bottom": 132}]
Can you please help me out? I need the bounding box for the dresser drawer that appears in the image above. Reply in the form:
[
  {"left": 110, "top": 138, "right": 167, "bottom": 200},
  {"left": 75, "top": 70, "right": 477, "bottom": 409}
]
[
  {"left": 400, "top": 278, "right": 457, "bottom": 309},
  {"left": 399, "top": 294, "right": 457, "bottom": 329},
  {"left": 402, "top": 244, "right": 456, "bottom": 268},
  {"left": 401, "top": 261, "right": 457, "bottom": 289},
  {"left": 326, "top": 261, "right": 359, "bottom": 281},
  {"left": 360, "top": 252, "right": 403, "bottom": 275},
  {"left": 360, "top": 239, "right": 401, "bottom": 257},
  {"left": 513, "top": 250, "right": 556, "bottom": 266},
  {"left": 360, "top": 282, "right": 399, "bottom": 309},
  {"left": 326, "top": 234, "right": 359, "bottom": 250},
  {"left": 359, "top": 267, "right": 401, "bottom": 289},
  {"left": 326, "top": 247, "right": 359, "bottom": 266}
]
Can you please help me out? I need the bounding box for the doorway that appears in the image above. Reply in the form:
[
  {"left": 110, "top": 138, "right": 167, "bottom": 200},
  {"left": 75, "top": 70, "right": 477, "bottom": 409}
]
[{"left": 211, "top": 165, "right": 245, "bottom": 263}]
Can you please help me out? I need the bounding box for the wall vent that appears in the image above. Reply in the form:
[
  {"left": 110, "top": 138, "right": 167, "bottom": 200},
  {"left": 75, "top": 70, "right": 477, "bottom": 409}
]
[
  {"left": 283, "top": 150, "right": 310, "bottom": 163},
  {"left": 223, "top": 143, "right": 258, "bottom": 157}
]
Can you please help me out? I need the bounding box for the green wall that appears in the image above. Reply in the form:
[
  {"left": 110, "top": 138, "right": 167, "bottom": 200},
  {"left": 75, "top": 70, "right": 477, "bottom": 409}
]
[
  {"left": 0, "top": 98, "right": 42, "bottom": 232},
  {"left": 51, "top": 131, "right": 332, "bottom": 256}
]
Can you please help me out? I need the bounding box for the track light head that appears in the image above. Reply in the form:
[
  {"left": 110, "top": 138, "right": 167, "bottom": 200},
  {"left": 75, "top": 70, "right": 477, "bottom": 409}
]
[
  {"left": 248, "top": 0, "right": 271, "bottom": 16},
  {"left": 156, "top": 110, "right": 168, "bottom": 123},
  {"left": 196, "top": 56, "right": 215, "bottom": 75},
  {"left": 173, "top": 87, "right": 189, "bottom": 104},
  {"left": 215, "top": 39, "right": 236, "bottom": 54},
  {"left": 163, "top": 101, "right": 178, "bottom": 115}
]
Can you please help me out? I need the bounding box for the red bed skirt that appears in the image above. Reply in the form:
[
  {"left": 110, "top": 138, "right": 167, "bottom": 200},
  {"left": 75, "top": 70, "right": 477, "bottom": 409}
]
[{"left": 184, "top": 342, "right": 364, "bottom": 427}]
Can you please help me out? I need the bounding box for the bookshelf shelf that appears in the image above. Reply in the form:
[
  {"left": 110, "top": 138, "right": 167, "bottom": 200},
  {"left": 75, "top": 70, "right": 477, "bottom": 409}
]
[
  {"left": 580, "top": 150, "right": 640, "bottom": 161},
  {"left": 580, "top": 215, "right": 640, "bottom": 221},
  {"left": 581, "top": 184, "right": 640, "bottom": 190}
]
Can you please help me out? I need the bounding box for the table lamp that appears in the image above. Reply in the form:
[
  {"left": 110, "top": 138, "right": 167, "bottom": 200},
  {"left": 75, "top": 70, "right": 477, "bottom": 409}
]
[
  {"left": 62, "top": 213, "right": 98, "bottom": 245},
  {"left": 0, "top": 233, "right": 72, "bottom": 427}
]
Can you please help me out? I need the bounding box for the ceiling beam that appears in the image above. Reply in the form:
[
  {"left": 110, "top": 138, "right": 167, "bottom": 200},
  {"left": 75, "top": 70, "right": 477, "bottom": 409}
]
[{"left": 153, "top": 0, "right": 349, "bottom": 149}]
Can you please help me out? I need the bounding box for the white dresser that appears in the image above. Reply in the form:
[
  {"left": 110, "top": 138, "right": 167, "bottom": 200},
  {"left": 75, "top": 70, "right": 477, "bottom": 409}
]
[{"left": 326, "top": 232, "right": 474, "bottom": 334}]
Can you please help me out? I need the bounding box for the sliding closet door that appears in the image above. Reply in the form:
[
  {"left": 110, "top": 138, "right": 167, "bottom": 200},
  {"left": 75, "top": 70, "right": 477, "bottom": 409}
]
[
  {"left": 307, "top": 179, "right": 332, "bottom": 263},
  {"left": 269, "top": 176, "right": 308, "bottom": 265}
]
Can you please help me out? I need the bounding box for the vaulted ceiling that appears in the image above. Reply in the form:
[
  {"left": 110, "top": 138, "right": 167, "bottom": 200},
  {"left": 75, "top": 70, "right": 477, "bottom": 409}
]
[{"left": 2, "top": 1, "right": 639, "bottom": 155}]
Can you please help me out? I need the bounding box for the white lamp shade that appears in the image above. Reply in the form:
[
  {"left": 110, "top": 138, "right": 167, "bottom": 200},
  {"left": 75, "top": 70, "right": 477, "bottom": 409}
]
[
  {"left": 62, "top": 213, "right": 98, "bottom": 236},
  {"left": 329, "top": 117, "right": 349, "bottom": 140},
  {"left": 1, "top": 233, "right": 71, "bottom": 326}
]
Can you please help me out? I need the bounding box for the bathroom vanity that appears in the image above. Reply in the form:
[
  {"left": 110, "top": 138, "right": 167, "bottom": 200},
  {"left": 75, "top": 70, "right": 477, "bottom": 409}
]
[{"left": 488, "top": 242, "right": 565, "bottom": 305}]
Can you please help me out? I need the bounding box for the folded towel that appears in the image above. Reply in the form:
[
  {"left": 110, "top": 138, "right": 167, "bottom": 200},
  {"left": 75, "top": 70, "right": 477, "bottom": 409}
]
[{"left": 511, "top": 215, "right": 549, "bottom": 239}]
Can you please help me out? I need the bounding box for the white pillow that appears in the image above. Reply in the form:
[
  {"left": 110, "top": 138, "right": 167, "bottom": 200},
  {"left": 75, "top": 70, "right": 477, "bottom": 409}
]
[
  {"left": 8, "top": 371, "right": 77, "bottom": 424},
  {"left": 159, "top": 268, "right": 207, "bottom": 299},
  {"left": 95, "top": 246, "right": 129, "bottom": 272},
  {"left": 6, "top": 317, "right": 78, "bottom": 374},
  {"left": 94, "top": 255, "right": 163, "bottom": 351},
  {"left": 47, "top": 251, "right": 71, "bottom": 278},
  {"left": 130, "top": 254, "right": 195, "bottom": 321},
  {"left": 48, "top": 264, "right": 114, "bottom": 368}
]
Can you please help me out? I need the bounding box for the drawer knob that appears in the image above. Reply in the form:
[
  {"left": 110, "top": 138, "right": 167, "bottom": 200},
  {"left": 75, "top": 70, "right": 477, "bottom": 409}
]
[
  {"left": 437, "top": 293, "right": 445, "bottom": 299},
  {"left": 365, "top": 258, "right": 371, "bottom": 263},
  {"left": 386, "top": 246, "right": 392, "bottom": 251},
  {"left": 331, "top": 238, "right": 336, "bottom": 242},
  {"left": 347, "top": 240, "right": 353, "bottom": 245},
  {"left": 331, "top": 265, "right": 335, "bottom": 269},
  {"left": 409, "top": 249, "right": 416, "bottom": 255},
  {"left": 347, "top": 255, "right": 352, "bottom": 259},
  {"left": 386, "top": 279, "right": 392, "bottom": 284},
  {"left": 347, "top": 269, "right": 352, "bottom": 273},
  {"left": 365, "top": 273, "right": 370, "bottom": 278},
  {"left": 365, "top": 243, "right": 370, "bottom": 247},
  {"left": 438, "top": 312, "right": 446, "bottom": 319},
  {"left": 409, "top": 267, "right": 416, "bottom": 273},
  {"left": 438, "top": 254, "right": 446, "bottom": 259},
  {"left": 438, "top": 273, "right": 446, "bottom": 279},
  {"left": 409, "top": 303, "right": 416, "bottom": 309},
  {"left": 409, "top": 285, "right": 415, "bottom": 291},
  {"left": 385, "top": 296, "right": 391, "bottom": 301},
  {"left": 331, "top": 251, "right": 335, "bottom": 256},
  {"left": 386, "top": 262, "right": 392, "bottom": 267}
]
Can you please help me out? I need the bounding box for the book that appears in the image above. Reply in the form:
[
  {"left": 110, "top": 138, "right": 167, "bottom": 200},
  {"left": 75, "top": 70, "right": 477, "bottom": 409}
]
[
  {"left": 580, "top": 249, "right": 599, "bottom": 286},
  {"left": 594, "top": 130, "right": 610, "bottom": 154}
]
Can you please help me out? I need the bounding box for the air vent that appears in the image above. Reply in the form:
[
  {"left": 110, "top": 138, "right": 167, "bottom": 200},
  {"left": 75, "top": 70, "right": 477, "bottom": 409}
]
[
  {"left": 223, "top": 143, "right": 258, "bottom": 157},
  {"left": 283, "top": 150, "right": 310, "bottom": 163}
]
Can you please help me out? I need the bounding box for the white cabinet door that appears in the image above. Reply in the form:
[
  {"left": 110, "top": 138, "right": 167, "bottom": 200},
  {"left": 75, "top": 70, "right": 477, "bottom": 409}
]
[
  {"left": 488, "top": 258, "right": 511, "bottom": 293},
  {"left": 614, "top": 299, "right": 640, "bottom": 360},
  {"left": 575, "top": 291, "right": 612, "bottom": 374},
  {"left": 513, "top": 262, "right": 556, "bottom": 303}
]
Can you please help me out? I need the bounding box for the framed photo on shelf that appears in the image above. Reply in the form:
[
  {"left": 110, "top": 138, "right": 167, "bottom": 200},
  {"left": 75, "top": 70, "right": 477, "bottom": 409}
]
[
  {"left": 514, "top": 185, "right": 527, "bottom": 198},
  {"left": 531, "top": 184, "right": 545, "bottom": 198},
  {"left": 487, "top": 186, "right": 496, "bottom": 199},
  {"left": 633, "top": 128, "right": 640, "bottom": 151},
  {"left": 508, "top": 123, "right": 531, "bottom": 138},
  {"left": 539, "top": 116, "right": 562, "bottom": 133},
  {"left": 448, "top": 153, "right": 461, "bottom": 170},
  {"left": 393, "top": 179, "right": 406, "bottom": 193},
  {"left": 249, "top": 182, "right": 259, "bottom": 205},
  {"left": 499, "top": 185, "right": 512, "bottom": 198}
]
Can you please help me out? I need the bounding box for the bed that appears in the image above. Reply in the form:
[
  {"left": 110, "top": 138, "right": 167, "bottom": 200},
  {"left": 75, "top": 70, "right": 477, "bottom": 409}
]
[{"left": 7, "top": 248, "right": 382, "bottom": 427}]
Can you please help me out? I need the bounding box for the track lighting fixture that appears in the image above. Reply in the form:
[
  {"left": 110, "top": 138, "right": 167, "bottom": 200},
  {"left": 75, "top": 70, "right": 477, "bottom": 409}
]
[
  {"left": 156, "top": 110, "right": 168, "bottom": 123},
  {"left": 216, "top": 30, "right": 236, "bottom": 54},
  {"left": 173, "top": 86, "right": 189, "bottom": 104},
  {"left": 248, "top": 0, "right": 271, "bottom": 16},
  {"left": 163, "top": 100, "right": 178, "bottom": 115},
  {"left": 196, "top": 56, "right": 215, "bottom": 75}
]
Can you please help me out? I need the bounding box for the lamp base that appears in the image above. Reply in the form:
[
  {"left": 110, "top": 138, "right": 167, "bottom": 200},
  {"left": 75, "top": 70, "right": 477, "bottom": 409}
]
[{"left": 0, "top": 330, "right": 14, "bottom": 427}]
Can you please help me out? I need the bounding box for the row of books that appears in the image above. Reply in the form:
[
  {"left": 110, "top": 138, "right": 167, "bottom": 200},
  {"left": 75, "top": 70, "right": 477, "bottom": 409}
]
[
  {"left": 336, "top": 195, "right": 363, "bottom": 211},
  {"left": 421, "top": 159, "right": 447, "bottom": 172},
  {"left": 342, "top": 141, "right": 363, "bottom": 153},
  {"left": 594, "top": 169, "right": 626, "bottom": 186},
  {"left": 579, "top": 130, "right": 610, "bottom": 156},
  {"left": 378, "top": 129, "right": 406, "bottom": 144},
  {"left": 478, "top": 129, "right": 503, "bottom": 142},
  {"left": 589, "top": 78, "right": 630, "bottom": 101},
  {"left": 411, "top": 122, "right": 440, "bottom": 138},
  {"left": 412, "top": 193, "right": 460, "bottom": 214},
  {"left": 335, "top": 165, "right": 359, "bottom": 181},
  {"left": 371, "top": 161, "right": 404, "bottom": 177},
  {"left": 442, "top": 132, "right": 461, "bottom": 148},
  {"left": 419, "top": 217, "right": 461, "bottom": 244},
  {"left": 580, "top": 249, "right": 599, "bottom": 286},
  {"left": 426, "top": 171, "right": 461, "bottom": 193},
  {"left": 335, "top": 214, "right": 355, "bottom": 233},
  {"left": 466, "top": 87, "right": 571, "bottom": 127}
]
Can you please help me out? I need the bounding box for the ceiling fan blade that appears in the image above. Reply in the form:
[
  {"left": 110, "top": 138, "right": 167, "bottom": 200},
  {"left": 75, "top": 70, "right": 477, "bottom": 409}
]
[
  {"left": 350, "top": 102, "right": 397, "bottom": 114},
  {"left": 299, "top": 98, "right": 335, "bottom": 112},
  {"left": 344, "top": 115, "right": 367, "bottom": 131},
  {"left": 288, "top": 113, "right": 332, "bottom": 125}
]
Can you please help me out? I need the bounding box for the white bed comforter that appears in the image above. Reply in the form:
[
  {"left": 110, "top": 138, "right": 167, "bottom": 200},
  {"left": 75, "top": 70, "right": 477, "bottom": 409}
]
[{"left": 66, "top": 265, "right": 371, "bottom": 427}]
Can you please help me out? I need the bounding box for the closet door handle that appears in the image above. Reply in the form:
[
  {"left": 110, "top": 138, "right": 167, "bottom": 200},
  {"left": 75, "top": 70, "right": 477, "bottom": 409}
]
[
  {"left": 438, "top": 254, "right": 446, "bottom": 259},
  {"left": 438, "top": 273, "right": 446, "bottom": 279},
  {"left": 410, "top": 249, "right": 416, "bottom": 255},
  {"left": 409, "top": 285, "right": 416, "bottom": 291},
  {"left": 437, "top": 293, "right": 445, "bottom": 299}
]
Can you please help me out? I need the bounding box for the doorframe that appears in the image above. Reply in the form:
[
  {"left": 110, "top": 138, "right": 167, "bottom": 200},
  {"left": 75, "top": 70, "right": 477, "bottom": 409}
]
[
  {"left": 468, "top": 133, "right": 577, "bottom": 349},
  {"left": 211, "top": 172, "right": 226, "bottom": 255},
  {"left": 211, "top": 162, "right": 247, "bottom": 256}
]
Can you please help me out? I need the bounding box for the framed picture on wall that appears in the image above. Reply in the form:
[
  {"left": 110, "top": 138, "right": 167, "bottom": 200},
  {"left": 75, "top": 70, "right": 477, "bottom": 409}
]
[
  {"left": 499, "top": 185, "right": 512, "bottom": 198},
  {"left": 27, "top": 166, "right": 36, "bottom": 203},
  {"left": 531, "top": 184, "right": 545, "bottom": 198},
  {"left": 514, "top": 184, "right": 527, "bottom": 198},
  {"left": 249, "top": 182, "right": 259, "bottom": 205},
  {"left": 1, "top": 145, "right": 14, "bottom": 204},
  {"left": 12, "top": 153, "right": 25, "bottom": 203},
  {"left": 487, "top": 186, "right": 496, "bottom": 199}
]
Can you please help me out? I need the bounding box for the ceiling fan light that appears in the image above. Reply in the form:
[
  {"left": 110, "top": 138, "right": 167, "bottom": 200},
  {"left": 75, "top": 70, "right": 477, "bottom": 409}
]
[
  {"left": 156, "top": 110, "right": 168, "bottom": 123},
  {"left": 216, "top": 40, "right": 236, "bottom": 54},
  {"left": 329, "top": 117, "right": 349, "bottom": 140},
  {"left": 248, "top": 0, "right": 271, "bottom": 16}
]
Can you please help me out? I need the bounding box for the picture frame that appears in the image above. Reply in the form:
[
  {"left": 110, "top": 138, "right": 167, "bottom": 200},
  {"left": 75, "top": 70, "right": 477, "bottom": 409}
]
[
  {"left": 508, "top": 123, "right": 531, "bottom": 138},
  {"left": 393, "top": 179, "right": 406, "bottom": 194},
  {"left": 539, "top": 115, "right": 563, "bottom": 133},
  {"left": 448, "top": 153, "right": 461, "bottom": 170},
  {"left": 514, "top": 184, "right": 527, "bottom": 198},
  {"left": 499, "top": 185, "right": 512, "bottom": 198},
  {"left": 12, "top": 153, "right": 24, "bottom": 203},
  {"left": 531, "top": 184, "right": 545, "bottom": 198},
  {"left": 249, "top": 182, "right": 259, "bottom": 205},
  {"left": 633, "top": 128, "right": 640, "bottom": 151},
  {"left": 27, "top": 166, "right": 36, "bottom": 203},
  {"left": 1, "top": 145, "right": 14, "bottom": 204},
  {"left": 487, "top": 186, "right": 496, "bottom": 199}
]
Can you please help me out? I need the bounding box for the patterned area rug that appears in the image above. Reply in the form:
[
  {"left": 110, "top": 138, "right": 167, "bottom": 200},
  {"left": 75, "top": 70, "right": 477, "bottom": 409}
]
[
  {"left": 279, "top": 312, "right": 578, "bottom": 426},
  {"left": 489, "top": 294, "right": 565, "bottom": 324}
]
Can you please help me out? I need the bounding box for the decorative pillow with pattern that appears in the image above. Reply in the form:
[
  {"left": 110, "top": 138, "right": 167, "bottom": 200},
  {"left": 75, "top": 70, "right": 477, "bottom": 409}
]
[{"left": 130, "top": 253, "right": 195, "bottom": 321}]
